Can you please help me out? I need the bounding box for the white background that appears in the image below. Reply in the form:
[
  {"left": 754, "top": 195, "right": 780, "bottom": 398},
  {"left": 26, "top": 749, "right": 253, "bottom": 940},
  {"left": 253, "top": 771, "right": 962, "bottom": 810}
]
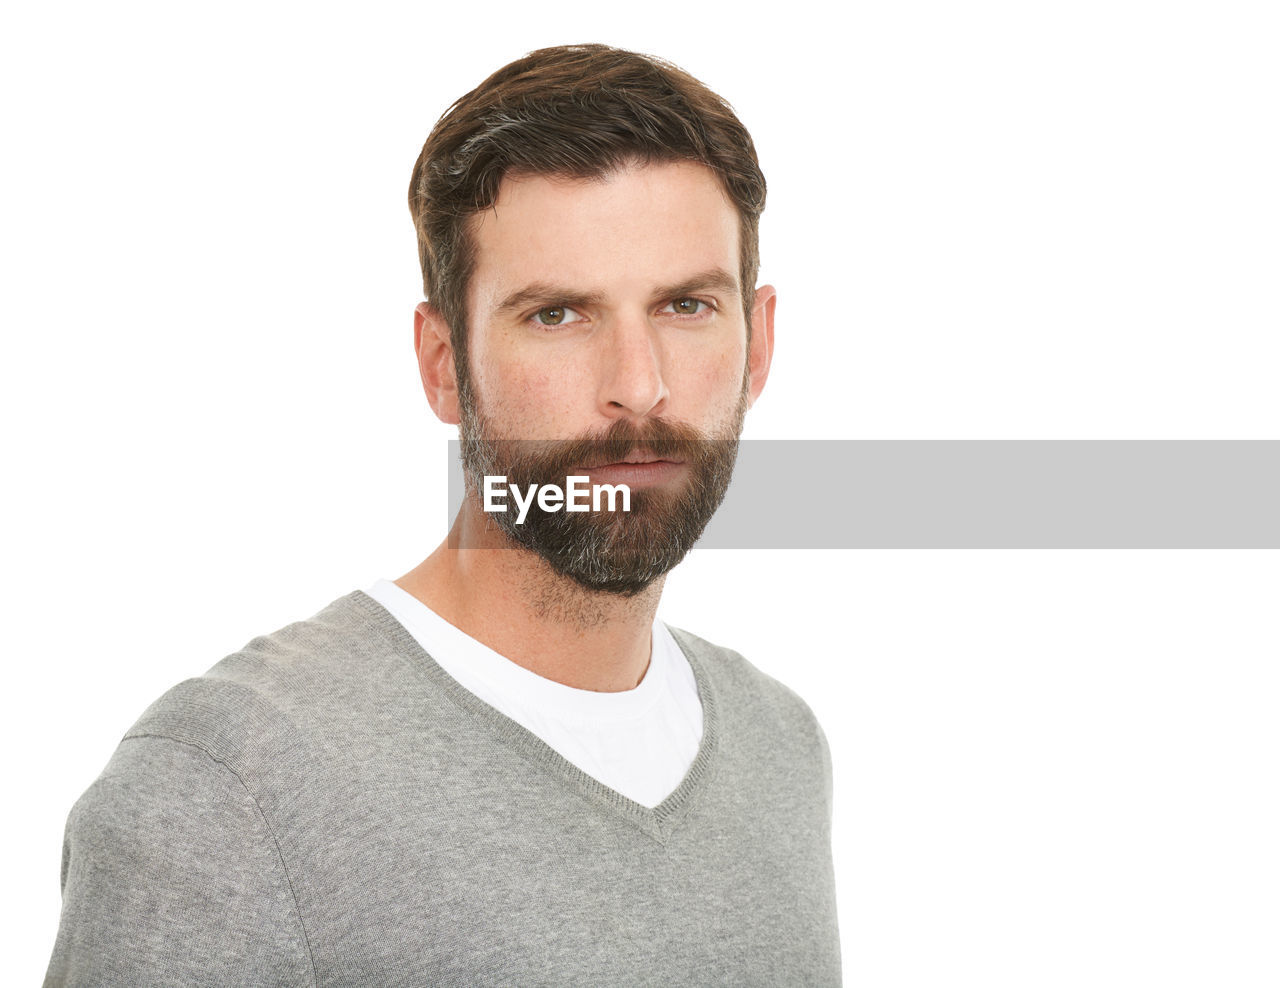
[{"left": 4, "top": 1, "right": 1278, "bottom": 983}]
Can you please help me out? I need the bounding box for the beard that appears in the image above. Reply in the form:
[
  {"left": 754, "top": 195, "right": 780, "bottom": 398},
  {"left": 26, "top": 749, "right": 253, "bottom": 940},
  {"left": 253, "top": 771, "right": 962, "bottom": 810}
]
[{"left": 458, "top": 389, "right": 747, "bottom": 597}]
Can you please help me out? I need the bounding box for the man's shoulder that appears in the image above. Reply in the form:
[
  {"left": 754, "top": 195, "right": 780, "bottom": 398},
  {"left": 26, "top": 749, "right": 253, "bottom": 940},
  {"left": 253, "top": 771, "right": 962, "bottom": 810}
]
[
  {"left": 124, "top": 590, "right": 417, "bottom": 763},
  {"left": 665, "top": 623, "right": 828, "bottom": 746}
]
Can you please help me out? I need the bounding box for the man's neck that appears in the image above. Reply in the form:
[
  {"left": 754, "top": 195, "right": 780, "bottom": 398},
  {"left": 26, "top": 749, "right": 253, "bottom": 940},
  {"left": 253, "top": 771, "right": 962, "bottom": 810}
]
[{"left": 394, "top": 502, "right": 663, "bottom": 693}]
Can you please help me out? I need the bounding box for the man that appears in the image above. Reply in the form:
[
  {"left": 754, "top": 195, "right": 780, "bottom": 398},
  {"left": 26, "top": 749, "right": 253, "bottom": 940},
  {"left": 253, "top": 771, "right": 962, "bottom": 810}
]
[{"left": 45, "top": 44, "right": 840, "bottom": 985}]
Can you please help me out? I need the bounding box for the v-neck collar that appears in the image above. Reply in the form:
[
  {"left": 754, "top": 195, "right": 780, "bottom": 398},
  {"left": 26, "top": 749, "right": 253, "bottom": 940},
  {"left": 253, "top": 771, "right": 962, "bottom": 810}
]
[{"left": 346, "top": 590, "right": 722, "bottom": 844}]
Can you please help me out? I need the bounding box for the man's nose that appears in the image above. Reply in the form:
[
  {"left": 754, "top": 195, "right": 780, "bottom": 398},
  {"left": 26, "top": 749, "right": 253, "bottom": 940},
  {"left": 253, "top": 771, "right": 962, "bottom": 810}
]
[{"left": 597, "top": 314, "right": 668, "bottom": 420}]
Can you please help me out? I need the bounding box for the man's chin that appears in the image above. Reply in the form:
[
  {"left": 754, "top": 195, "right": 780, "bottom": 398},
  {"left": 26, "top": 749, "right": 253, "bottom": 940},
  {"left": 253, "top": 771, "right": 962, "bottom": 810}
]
[
  {"left": 545, "top": 563, "right": 663, "bottom": 598},
  {"left": 495, "top": 498, "right": 692, "bottom": 597}
]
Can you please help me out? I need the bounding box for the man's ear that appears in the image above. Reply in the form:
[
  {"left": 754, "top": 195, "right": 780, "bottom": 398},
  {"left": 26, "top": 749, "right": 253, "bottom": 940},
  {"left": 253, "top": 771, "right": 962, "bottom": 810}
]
[
  {"left": 745, "top": 284, "right": 776, "bottom": 408},
  {"left": 414, "top": 301, "right": 461, "bottom": 425}
]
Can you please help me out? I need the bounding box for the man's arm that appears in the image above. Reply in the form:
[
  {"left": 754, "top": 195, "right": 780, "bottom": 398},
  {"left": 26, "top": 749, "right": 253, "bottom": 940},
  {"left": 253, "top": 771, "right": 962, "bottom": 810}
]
[{"left": 45, "top": 735, "right": 315, "bottom": 987}]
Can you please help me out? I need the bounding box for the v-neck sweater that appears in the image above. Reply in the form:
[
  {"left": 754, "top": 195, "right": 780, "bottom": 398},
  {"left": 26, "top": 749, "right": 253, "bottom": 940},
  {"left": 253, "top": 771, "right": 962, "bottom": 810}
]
[
  {"left": 46, "top": 591, "right": 841, "bottom": 986},
  {"left": 364, "top": 578, "right": 703, "bottom": 810}
]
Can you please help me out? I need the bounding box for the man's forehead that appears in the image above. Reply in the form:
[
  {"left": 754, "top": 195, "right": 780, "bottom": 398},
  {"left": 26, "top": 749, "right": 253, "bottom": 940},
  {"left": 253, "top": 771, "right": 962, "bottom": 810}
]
[
  {"left": 486, "top": 158, "right": 735, "bottom": 213},
  {"left": 465, "top": 160, "right": 741, "bottom": 311}
]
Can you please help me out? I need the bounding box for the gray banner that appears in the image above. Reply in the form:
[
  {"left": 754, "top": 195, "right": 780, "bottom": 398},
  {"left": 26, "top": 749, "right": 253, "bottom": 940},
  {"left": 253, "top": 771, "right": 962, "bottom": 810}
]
[{"left": 447, "top": 440, "right": 1280, "bottom": 548}]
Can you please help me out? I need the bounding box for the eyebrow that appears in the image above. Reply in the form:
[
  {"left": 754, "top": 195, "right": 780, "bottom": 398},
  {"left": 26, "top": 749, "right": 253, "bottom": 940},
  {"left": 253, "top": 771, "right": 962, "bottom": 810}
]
[
  {"left": 492, "top": 267, "right": 741, "bottom": 317},
  {"left": 493, "top": 283, "right": 607, "bottom": 316},
  {"left": 651, "top": 268, "right": 741, "bottom": 304}
]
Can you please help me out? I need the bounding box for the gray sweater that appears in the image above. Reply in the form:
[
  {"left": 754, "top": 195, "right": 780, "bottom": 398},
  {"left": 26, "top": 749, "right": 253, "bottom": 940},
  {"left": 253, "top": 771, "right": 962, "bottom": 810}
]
[{"left": 46, "top": 591, "right": 841, "bottom": 986}]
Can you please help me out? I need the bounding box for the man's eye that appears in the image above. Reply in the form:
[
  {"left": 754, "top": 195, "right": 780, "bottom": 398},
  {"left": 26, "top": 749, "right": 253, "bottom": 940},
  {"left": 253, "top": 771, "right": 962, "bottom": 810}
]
[
  {"left": 533, "top": 305, "right": 584, "bottom": 326},
  {"left": 665, "top": 298, "right": 709, "bottom": 316}
]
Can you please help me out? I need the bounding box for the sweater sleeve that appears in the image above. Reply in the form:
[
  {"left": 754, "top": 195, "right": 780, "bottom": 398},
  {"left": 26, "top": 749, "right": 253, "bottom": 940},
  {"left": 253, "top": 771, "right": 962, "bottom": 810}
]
[{"left": 44, "top": 735, "right": 315, "bottom": 987}]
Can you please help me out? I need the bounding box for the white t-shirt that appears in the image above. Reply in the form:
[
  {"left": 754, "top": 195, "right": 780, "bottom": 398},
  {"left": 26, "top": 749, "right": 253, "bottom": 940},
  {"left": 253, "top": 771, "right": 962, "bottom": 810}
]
[{"left": 363, "top": 580, "right": 704, "bottom": 809}]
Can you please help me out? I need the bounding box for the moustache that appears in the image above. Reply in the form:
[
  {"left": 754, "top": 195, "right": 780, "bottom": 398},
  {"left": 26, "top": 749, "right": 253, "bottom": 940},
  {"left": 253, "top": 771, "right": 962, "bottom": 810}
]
[{"left": 493, "top": 418, "right": 726, "bottom": 483}]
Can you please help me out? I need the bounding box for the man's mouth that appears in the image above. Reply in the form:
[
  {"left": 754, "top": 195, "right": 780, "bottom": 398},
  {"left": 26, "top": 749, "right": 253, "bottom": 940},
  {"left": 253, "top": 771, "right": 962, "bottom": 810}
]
[{"left": 572, "top": 448, "right": 688, "bottom": 487}]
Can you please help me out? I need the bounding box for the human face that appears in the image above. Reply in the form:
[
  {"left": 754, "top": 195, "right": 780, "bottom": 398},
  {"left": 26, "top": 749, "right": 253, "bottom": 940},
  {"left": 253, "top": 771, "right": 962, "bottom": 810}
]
[
  {"left": 462, "top": 159, "right": 771, "bottom": 446},
  {"left": 421, "top": 160, "right": 775, "bottom": 592}
]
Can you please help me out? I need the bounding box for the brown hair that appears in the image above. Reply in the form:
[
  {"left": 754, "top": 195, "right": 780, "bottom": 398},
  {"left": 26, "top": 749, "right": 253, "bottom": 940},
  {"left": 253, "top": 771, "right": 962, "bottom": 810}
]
[{"left": 408, "top": 43, "right": 767, "bottom": 400}]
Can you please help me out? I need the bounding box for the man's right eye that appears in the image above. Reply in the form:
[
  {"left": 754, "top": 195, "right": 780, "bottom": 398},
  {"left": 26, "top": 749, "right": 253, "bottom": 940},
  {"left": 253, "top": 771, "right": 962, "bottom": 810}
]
[{"left": 533, "top": 305, "right": 584, "bottom": 327}]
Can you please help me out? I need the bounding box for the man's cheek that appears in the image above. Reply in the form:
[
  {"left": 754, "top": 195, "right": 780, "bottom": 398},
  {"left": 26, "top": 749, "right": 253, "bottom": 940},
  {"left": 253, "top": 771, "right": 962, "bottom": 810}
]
[
  {"left": 521, "top": 364, "right": 593, "bottom": 414},
  {"left": 492, "top": 371, "right": 580, "bottom": 431}
]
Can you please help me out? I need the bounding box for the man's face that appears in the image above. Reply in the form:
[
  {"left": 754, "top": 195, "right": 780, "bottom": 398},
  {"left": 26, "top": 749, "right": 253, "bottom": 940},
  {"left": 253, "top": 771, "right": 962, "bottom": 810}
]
[{"left": 451, "top": 160, "right": 772, "bottom": 594}]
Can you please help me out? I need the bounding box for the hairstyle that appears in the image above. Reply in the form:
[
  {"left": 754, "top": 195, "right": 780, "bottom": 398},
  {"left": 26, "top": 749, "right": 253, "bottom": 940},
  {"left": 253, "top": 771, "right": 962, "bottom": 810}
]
[{"left": 407, "top": 43, "right": 767, "bottom": 402}]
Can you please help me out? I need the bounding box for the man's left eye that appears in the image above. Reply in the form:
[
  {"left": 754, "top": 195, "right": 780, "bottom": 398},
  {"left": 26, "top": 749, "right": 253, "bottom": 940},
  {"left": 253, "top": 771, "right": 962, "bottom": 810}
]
[{"left": 665, "top": 298, "right": 708, "bottom": 316}]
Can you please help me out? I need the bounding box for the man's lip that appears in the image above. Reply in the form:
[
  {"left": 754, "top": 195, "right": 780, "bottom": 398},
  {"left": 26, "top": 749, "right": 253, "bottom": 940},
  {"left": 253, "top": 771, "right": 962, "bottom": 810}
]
[
  {"left": 574, "top": 456, "right": 686, "bottom": 470},
  {"left": 567, "top": 458, "right": 688, "bottom": 488}
]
